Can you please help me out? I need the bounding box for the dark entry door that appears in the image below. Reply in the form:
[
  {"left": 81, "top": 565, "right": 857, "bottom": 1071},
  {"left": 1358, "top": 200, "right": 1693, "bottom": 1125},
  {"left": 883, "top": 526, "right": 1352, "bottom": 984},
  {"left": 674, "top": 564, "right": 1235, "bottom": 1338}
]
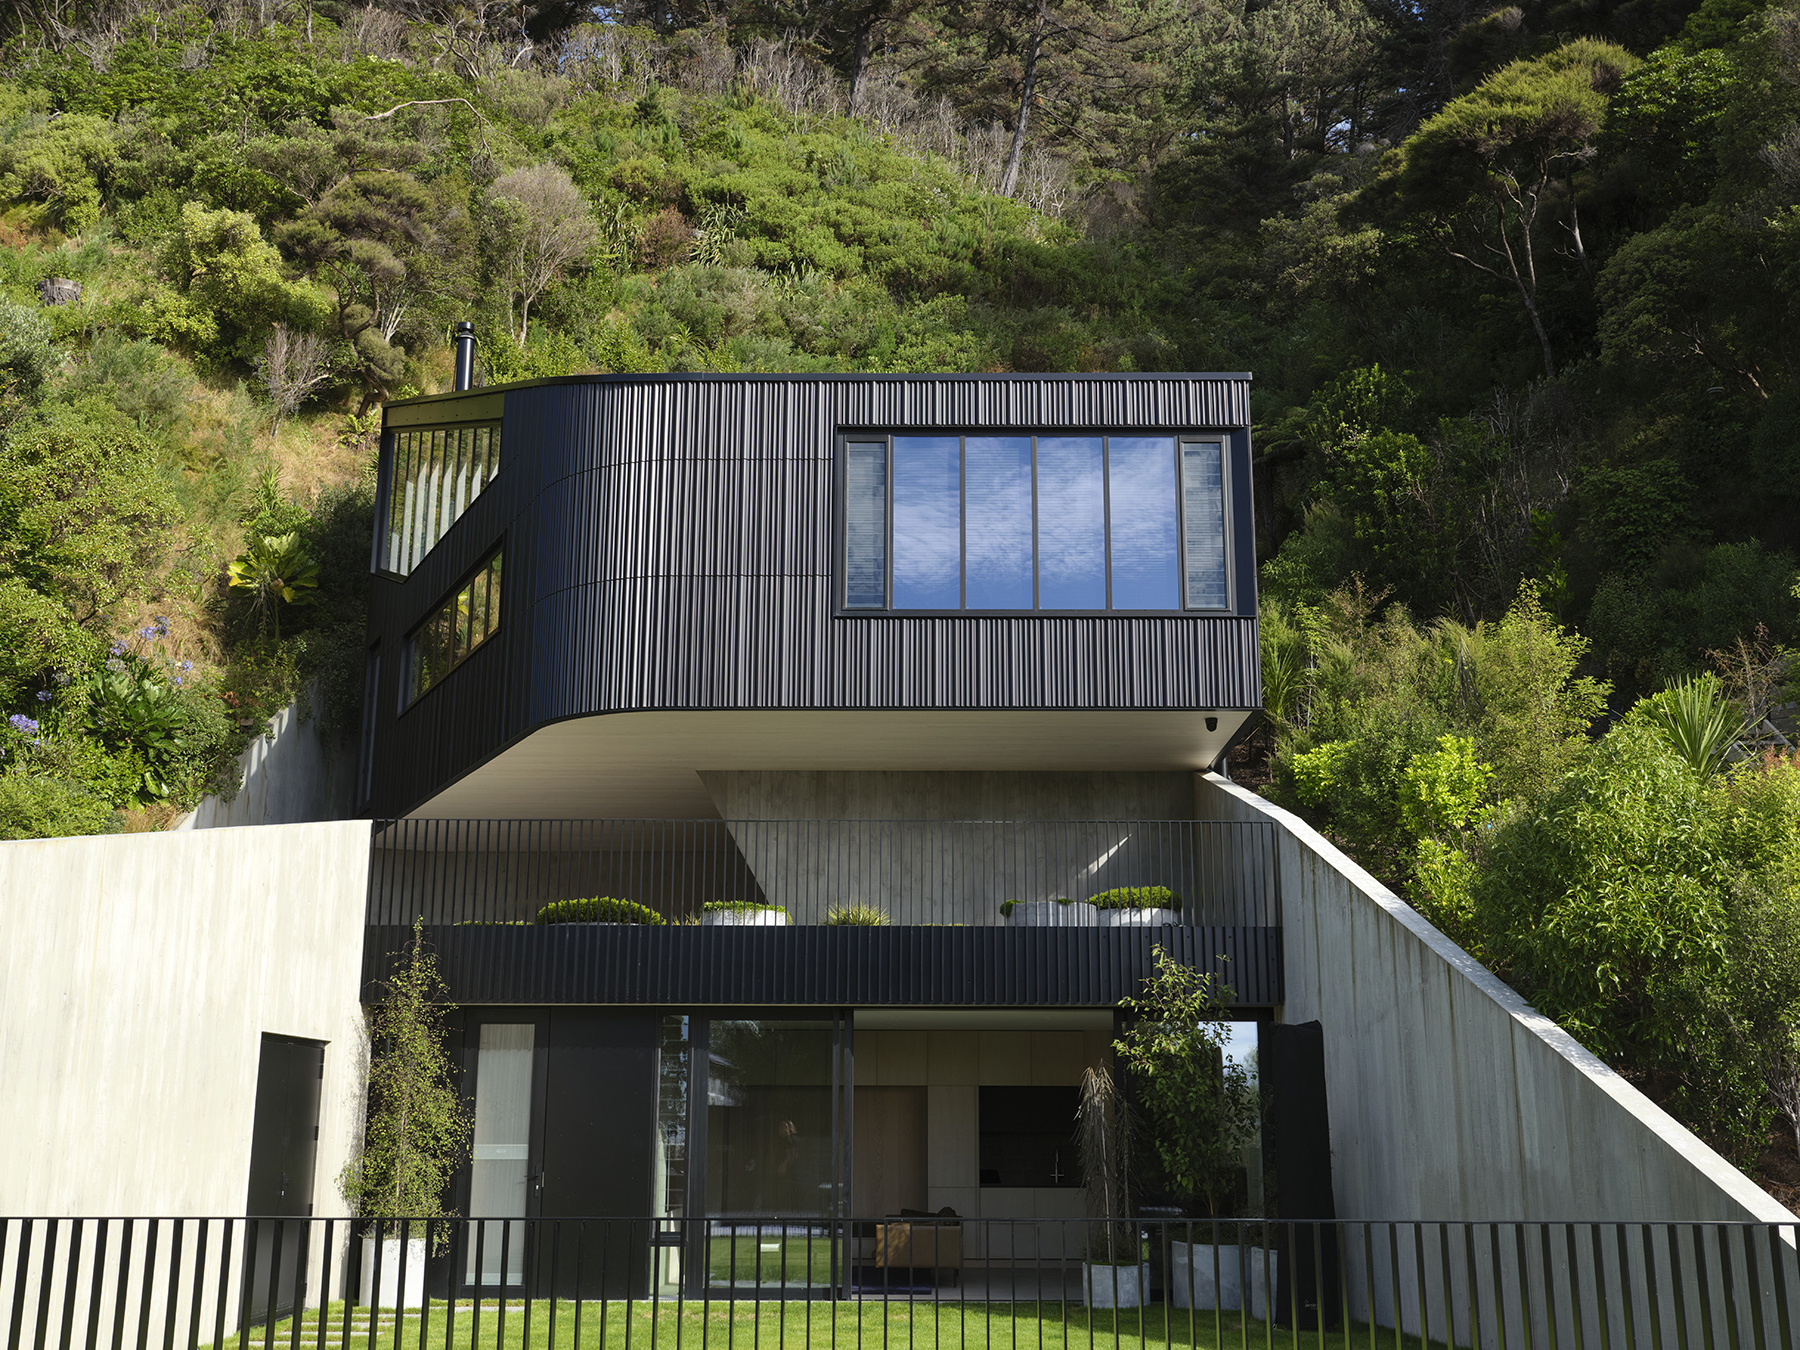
[{"left": 245, "top": 1034, "right": 325, "bottom": 1320}]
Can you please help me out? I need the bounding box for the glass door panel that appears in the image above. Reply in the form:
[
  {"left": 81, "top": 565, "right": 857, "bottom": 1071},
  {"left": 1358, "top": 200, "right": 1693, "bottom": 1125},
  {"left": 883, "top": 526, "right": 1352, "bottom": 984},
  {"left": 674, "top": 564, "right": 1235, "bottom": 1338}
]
[
  {"left": 702, "top": 1018, "right": 843, "bottom": 1291},
  {"left": 468, "top": 1022, "right": 534, "bottom": 1285}
]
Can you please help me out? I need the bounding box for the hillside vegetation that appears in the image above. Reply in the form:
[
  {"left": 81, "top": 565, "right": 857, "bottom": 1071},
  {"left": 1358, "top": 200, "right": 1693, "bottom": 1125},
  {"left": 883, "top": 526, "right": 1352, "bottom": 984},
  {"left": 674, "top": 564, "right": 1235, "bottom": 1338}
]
[{"left": 2, "top": 0, "right": 1800, "bottom": 1201}]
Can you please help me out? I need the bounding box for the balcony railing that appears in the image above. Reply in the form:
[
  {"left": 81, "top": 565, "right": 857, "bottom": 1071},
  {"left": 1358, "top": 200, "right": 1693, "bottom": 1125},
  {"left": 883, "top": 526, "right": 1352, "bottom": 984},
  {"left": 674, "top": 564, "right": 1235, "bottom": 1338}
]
[
  {"left": 367, "top": 819, "right": 1281, "bottom": 930},
  {"left": 2, "top": 1215, "right": 1794, "bottom": 1348}
]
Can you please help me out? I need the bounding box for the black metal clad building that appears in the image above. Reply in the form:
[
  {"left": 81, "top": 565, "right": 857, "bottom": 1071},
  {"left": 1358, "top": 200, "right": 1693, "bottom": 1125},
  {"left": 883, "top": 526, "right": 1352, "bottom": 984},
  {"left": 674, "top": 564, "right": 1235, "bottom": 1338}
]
[{"left": 363, "top": 374, "right": 1261, "bottom": 819}]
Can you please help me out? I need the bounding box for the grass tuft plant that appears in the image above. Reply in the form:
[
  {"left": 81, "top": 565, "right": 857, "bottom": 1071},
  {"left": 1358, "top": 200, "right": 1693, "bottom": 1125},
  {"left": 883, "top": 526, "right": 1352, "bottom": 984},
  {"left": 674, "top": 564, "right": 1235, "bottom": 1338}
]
[{"left": 824, "top": 903, "right": 890, "bottom": 925}]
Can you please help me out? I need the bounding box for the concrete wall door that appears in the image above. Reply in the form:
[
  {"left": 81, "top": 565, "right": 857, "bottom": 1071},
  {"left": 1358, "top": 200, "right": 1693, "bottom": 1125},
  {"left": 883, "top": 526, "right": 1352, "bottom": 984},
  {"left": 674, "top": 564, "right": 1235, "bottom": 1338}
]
[{"left": 245, "top": 1033, "right": 325, "bottom": 1320}]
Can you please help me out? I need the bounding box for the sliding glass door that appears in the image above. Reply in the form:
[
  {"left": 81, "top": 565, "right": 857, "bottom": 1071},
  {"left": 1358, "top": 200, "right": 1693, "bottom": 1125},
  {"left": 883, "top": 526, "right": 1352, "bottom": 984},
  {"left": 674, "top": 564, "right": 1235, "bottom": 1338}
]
[{"left": 659, "top": 1013, "right": 853, "bottom": 1295}]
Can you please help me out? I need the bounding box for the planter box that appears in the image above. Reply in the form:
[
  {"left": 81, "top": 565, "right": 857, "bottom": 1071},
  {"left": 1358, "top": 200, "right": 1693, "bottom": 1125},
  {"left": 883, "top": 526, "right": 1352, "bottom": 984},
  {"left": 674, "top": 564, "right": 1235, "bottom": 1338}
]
[
  {"left": 359, "top": 1236, "right": 427, "bottom": 1310},
  {"left": 1082, "top": 1261, "right": 1151, "bottom": 1309},
  {"left": 1096, "top": 908, "right": 1181, "bottom": 927},
  {"left": 1168, "top": 1241, "right": 1242, "bottom": 1310},
  {"left": 701, "top": 908, "right": 788, "bottom": 926},
  {"left": 1003, "top": 901, "right": 1098, "bottom": 927}
]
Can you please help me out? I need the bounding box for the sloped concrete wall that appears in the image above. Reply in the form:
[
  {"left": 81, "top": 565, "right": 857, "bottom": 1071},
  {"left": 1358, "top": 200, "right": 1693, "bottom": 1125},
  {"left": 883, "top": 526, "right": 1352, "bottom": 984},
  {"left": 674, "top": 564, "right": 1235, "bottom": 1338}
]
[
  {"left": 0, "top": 821, "right": 371, "bottom": 1215},
  {"left": 1194, "top": 772, "right": 1797, "bottom": 1347},
  {"left": 1194, "top": 771, "right": 1786, "bottom": 1224},
  {"left": 177, "top": 683, "right": 359, "bottom": 830}
]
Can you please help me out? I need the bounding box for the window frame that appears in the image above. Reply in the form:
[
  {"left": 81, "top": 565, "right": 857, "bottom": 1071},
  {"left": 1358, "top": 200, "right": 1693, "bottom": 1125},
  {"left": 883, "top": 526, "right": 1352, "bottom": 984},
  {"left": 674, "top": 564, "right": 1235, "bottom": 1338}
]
[
  {"left": 834, "top": 429, "right": 1237, "bottom": 617},
  {"left": 401, "top": 544, "right": 505, "bottom": 713},
  {"left": 375, "top": 418, "right": 504, "bottom": 580}
]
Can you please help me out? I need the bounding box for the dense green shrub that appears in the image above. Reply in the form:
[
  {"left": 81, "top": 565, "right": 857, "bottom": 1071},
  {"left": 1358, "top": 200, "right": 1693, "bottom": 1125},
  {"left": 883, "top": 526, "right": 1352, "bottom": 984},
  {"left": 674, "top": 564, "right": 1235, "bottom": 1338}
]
[
  {"left": 1088, "top": 886, "right": 1182, "bottom": 912},
  {"left": 0, "top": 771, "right": 117, "bottom": 839},
  {"left": 823, "top": 903, "right": 889, "bottom": 925},
  {"left": 537, "top": 896, "right": 664, "bottom": 925},
  {"left": 701, "top": 900, "right": 786, "bottom": 915}
]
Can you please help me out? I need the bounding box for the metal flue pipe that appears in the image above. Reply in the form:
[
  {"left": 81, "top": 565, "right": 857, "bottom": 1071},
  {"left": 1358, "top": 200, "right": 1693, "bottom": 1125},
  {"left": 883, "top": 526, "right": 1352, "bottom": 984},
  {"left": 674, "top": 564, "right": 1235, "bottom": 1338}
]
[{"left": 453, "top": 321, "right": 476, "bottom": 391}]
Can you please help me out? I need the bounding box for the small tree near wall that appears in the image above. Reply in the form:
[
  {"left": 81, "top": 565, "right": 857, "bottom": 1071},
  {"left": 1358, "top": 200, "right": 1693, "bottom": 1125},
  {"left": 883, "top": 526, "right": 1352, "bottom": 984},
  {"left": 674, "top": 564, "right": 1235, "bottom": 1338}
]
[
  {"left": 1114, "top": 946, "right": 1260, "bottom": 1216},
  {"left": 339, "top": 919, "right": 471, "bottom": 1230}
]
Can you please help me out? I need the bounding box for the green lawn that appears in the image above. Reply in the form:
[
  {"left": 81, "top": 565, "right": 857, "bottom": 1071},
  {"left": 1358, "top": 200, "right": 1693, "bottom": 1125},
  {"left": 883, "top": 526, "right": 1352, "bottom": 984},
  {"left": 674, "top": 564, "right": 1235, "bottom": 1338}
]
[
  {"left": 707, "top": 1233, "right": 840, "bottom": 1286},
  {"left": 218, "top": 1299, "right": 1447, "bottom": 1350}
]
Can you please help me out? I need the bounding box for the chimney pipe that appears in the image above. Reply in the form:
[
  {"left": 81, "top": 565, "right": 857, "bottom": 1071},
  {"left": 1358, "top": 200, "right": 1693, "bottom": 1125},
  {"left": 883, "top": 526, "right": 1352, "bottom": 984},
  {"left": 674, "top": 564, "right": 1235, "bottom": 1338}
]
[{"left": 453, "top": 322, "right": 476, "bottom": 391}]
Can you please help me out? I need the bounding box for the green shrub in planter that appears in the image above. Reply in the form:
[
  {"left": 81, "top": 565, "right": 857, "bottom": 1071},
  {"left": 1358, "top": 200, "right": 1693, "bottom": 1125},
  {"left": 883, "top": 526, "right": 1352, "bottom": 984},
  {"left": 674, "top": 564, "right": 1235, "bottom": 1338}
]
[
  {"left": 999, "top": 896, "right": 1076, "bottom": 917},
  {"left": 702, "top": 901, "right": 788, "bottom": 916},
  {"left": 1087, "top": 886, "right": 1182, "bottom": 913},
  {"left": 824, "top": 903, "right": 889, "bottom": 926},
  {"left": 536, "top": 897, "right": 664, "bottom": 925}
]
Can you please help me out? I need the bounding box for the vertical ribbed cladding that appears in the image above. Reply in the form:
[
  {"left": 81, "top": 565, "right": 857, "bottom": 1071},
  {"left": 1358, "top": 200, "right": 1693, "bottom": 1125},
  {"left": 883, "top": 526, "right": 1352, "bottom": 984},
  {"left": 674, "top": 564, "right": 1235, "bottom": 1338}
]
[
  {"left": 401, "top": 924, "right": 1283, "bottom": 1006},
  {"left": 365, "top": 375, "right": 1259, "bottom": 817}
]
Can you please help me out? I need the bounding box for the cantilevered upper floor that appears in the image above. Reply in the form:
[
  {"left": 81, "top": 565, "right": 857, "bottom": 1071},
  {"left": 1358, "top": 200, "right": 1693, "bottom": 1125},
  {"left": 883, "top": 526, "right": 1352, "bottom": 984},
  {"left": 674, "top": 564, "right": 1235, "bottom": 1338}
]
[{"left": 360, "top": 374, "right": 1261, "bottom": 819}]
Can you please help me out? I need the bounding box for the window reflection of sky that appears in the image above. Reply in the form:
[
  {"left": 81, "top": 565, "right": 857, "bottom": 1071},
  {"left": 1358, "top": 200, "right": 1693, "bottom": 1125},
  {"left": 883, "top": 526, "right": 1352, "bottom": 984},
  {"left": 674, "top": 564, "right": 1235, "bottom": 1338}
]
[
  {"left": 965, "top": 437, "right": 1033, "bottom": 609},
  {"left": 1036, "top": 437, "right": 1107, "bottom": 610},
  {"left": 892, "top": 436, "right": 962, "bottom": 609},
  {"left": 1108, "top": 437, "right": 1180, "bottom": 610}
]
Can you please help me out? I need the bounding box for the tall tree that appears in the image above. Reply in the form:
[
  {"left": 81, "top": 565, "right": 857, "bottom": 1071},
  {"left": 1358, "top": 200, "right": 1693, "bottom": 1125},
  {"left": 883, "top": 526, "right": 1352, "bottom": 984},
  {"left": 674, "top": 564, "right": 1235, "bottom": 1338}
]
[
  {"left": 910, "top": 0, "right": 1185, "bottom": 196},
  {"left": 485, "top": 163, "right": 597, "bottom": 346},
  {"left": 1380, "top": 38, "right": 1639, "bottom": 377}
]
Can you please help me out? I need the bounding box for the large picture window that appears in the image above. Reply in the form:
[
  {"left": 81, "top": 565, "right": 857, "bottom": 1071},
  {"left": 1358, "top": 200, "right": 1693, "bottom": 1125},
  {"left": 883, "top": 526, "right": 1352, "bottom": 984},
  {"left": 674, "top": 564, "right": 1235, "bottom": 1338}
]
[
  {"left": 406, "top": 548, "right": 503, "bottom": 707},
  {"left": 843, "top": 433, "right": 1231, "bottom": 613},
  {"left": 384, "top": 422, "right": 502, "bottom": 576}
]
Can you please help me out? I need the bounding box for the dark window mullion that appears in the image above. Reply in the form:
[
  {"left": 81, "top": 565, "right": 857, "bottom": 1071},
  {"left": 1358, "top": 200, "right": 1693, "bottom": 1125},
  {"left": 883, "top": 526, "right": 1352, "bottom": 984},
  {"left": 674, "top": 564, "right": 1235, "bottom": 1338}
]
[
  {"left": 1030, "top": 435, "right": 1040, "bottom": 612},
  {"left": 958, "top": 435, "right": 967, "bottom": 611},
  {"left": 1173, "top": 436, "right": 1189, "bottom": 610},
  {"left": 886, "top": 435, "right": 895, "bottom": 611}
]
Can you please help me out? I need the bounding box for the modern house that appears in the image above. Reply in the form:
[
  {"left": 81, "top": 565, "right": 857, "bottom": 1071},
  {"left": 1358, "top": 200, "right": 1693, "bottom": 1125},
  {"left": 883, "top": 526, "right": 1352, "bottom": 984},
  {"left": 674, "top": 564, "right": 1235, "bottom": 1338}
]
[
  {"left": 356, "top": 372, "right": 1279, "bottom": 1292},
  {"left": 1, "top": 370, "right": 1792, "bottom": 1343}
]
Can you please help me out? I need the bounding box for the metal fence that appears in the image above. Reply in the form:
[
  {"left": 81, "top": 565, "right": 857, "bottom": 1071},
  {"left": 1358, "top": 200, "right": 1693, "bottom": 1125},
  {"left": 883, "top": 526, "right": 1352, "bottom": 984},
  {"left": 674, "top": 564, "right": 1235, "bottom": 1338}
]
[
  {"left": 4, "top": 1216, "right": 1795, "bottom": 1350},
  {"left": 367, "top": 819, "right": 1282, "bottom": 930}
]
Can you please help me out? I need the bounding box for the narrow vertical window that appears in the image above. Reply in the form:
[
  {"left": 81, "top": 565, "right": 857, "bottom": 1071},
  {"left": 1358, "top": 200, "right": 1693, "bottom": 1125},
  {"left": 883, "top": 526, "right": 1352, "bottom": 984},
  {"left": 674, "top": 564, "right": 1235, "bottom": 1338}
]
[
  {"left": 964, "top": 437, "right": 1034, "bottom": 609},
  {"left": 406, "top": 547, "right": 504, "bottom": 706},
  {"left": 892, "top": 436, "right": 962, "bottom": 610},
  {"left": 1182, "top": 440, "right": 1229, "bottom": 610},
  {"left": 1036, "top": 436, "right": 1108, "bottom": 610},
  {"left": 467, "top": 1022, "right": 534, "bottom": 1286},
  {"left": 844, "top": 441, "right": 888, "bottom": 608},
  {"left": 379, "top": 422, "right": 502, "bottom": 576},
  {"left": 1107, "top": 436, "right": 1181, "bottom": 610}
]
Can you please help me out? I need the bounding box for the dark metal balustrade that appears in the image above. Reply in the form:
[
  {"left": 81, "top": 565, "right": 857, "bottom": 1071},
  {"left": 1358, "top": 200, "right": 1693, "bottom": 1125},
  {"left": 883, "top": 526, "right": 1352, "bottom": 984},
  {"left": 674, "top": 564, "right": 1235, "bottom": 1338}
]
[
  {"left": 3, "top": 1215, "right": 1795, "bottom": 1348},
  {"left": 366, "top": 819, "right": 1281, "bottom": 930}
]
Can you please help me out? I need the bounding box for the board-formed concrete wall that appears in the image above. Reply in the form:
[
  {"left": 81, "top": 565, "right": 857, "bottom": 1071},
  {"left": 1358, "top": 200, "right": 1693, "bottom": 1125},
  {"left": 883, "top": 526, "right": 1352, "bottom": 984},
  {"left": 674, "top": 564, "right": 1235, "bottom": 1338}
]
[
  {"left": 176, "top": 682, "right": 359, "bottom": 830},
  {"left": 1194, "top": 771, "right": 1787, "bottom": 1224},
  {"left": 0, "top": 821, "right": 371, "bottom": 1215}
]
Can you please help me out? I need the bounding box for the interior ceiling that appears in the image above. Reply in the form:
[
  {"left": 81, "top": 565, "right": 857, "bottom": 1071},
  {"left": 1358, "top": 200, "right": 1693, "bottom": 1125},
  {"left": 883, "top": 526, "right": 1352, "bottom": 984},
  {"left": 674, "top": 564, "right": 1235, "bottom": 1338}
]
[{"left": 408, "top": 708, "right": 1253, "bottom": 819}]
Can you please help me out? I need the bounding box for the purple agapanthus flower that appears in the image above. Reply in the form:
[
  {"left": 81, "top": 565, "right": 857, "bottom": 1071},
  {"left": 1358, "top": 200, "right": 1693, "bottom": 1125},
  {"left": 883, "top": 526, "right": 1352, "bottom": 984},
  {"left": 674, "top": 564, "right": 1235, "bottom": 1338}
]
[
  {"left": 9, "top": 715, "right": 39, "bottom": 734},
  {"left": 109, "top": 642, "right": 125, "bottom": 656},
  {"left": 35, "top": 689, "right": 50, "bottom": 702},
  {"left": 180, "top": 660, "right": 193, "bottom": 672}
]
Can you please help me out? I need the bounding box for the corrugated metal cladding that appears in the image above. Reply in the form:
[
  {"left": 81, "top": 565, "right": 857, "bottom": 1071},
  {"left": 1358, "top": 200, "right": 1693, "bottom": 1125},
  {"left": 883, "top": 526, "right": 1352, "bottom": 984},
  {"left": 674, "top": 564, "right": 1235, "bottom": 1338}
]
[
  {"left": 367, "top": 376, "right": 1261, "bottom": 818},
  {"left": 364, "top": 923, "right": 1283, "bottom": 1007}
]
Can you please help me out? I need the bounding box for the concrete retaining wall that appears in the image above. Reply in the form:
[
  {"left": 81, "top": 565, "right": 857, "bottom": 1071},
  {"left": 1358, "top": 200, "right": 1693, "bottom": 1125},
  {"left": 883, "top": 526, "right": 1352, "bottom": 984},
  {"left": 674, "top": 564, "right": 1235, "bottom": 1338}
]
[
  {"left": 1193, "top": 772, "right": 1797, "bottom": 1344},
  {"left": 1194, "top": 771, "right": 1787, "bottom": 1224},
  {"left": 0, "top": 821, "right": 372, "bottom": 1215},
  {"left": 177, "top": 683, "right": 359, "bottom": 830}
]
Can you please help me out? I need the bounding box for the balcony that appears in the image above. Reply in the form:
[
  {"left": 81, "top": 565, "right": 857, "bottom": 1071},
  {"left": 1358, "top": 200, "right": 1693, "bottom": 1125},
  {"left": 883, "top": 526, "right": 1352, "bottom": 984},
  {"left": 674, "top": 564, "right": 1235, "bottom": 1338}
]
[{"left": 364, "top": 819, "right": 1283, "bottom": 1006}]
